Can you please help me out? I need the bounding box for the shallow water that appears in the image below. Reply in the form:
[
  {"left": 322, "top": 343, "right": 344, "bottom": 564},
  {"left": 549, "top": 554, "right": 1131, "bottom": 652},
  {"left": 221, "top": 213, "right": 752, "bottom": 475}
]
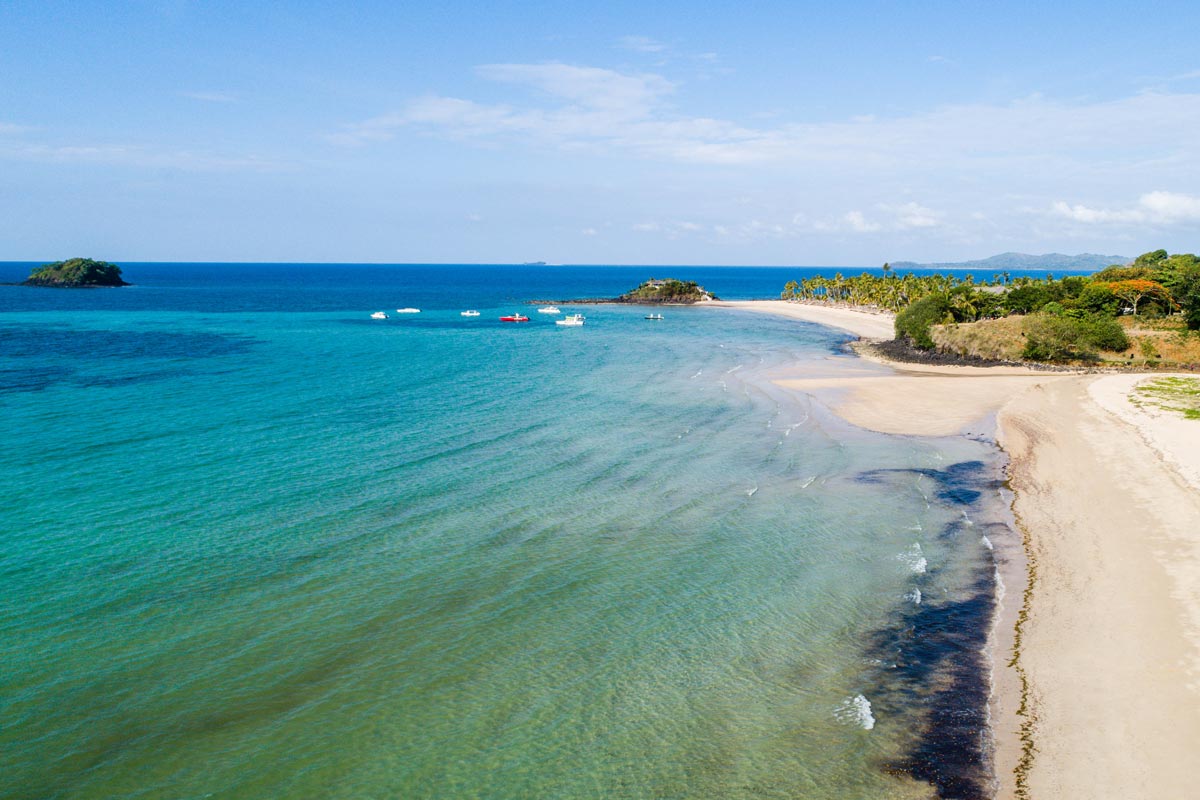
[{"left": 0, "top": 264, "right": 1010, "bottom": 798}]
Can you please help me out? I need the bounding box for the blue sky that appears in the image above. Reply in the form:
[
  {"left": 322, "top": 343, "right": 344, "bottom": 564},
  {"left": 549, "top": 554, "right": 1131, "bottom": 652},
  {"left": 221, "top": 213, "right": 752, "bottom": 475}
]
[{"left": 2, "top": 0, "right": 1198, "bottom": 265}]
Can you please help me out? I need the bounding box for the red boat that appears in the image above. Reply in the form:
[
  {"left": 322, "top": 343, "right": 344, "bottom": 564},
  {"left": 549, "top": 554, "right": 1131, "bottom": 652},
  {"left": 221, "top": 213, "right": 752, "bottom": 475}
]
[{"left": 499, "top": 313, "right": 530, "bottom": 322}]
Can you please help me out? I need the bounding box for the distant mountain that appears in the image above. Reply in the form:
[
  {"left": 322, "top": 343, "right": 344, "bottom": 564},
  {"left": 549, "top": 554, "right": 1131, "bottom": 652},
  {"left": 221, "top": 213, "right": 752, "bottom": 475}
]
[{"left": 888, "top": 252, "right": 1130, "bottom": 272}]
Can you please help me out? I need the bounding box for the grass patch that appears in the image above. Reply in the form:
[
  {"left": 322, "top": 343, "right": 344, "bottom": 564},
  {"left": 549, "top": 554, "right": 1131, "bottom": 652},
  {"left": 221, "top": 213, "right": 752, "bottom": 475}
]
[{"left": 1133, "top": 376, "right": 1200, "bottom": 419}]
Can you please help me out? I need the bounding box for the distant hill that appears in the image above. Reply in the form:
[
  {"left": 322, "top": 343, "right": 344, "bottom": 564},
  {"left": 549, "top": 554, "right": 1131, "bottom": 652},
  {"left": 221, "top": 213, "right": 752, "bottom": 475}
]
[{"left": 888, "top": 252, "right": 1130, "bottom": 272}]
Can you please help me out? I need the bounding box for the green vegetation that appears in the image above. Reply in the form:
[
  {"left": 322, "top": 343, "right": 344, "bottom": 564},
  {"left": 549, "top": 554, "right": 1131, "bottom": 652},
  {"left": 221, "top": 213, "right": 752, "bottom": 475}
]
[
  {"left": 894, "top": 294, "right": 953, "bottom": 349},
  {"left": 1132, "top": 376, "right": 1200, "bottom": 419},
  {"left": 781, "top": 248, "right": 1200, "bottom": 364},
  {"left": 24, "top": 258, "right": 128, "bottom": 287},
  {"left": 619, "top": 278, "right": 714, "bottom": 303},
  {"left": 1020, "top": 313, "right": 1129, "bottom": 362}
]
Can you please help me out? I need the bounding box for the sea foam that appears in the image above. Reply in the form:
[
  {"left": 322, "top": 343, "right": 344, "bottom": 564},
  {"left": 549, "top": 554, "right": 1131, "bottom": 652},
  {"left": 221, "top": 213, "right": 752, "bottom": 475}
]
[
  {"left": 835, "top": 694, "right": 876, "bottom": 730},
  {"left": 898, "top": 543, "right": 927, "bottom": 574}
]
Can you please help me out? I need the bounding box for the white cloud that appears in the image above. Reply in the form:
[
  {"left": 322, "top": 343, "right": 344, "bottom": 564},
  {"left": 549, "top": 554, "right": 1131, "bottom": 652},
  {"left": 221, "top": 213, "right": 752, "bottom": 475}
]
[
  {"left": 618, "top": 35, "right": 667, "bottom": 53},
  {"left": 631, "top": 220, "right": 707, "bottom": 238},
  {"left": 0, "top": 122, "right": 28, "bottom": 134},
  {"left": 474, "top": 63, "right": 673, "bottom": 113},
  {"left": 887, "top": 201, "right": 943, "bottom": 229},
  {"left": 842, "top": 210, "right": 881, "bottom": 233},
  {"left": 0, "top": 141, "right": 282, "bottom": 171},
  {"left": 794, "top": 202, "right": 943, "bottom": 235},
  {"left": 331, "top": 64, "right": 1200, "bottom": 177},
  {"left": 581, "top": 227, "right": 598, "bottom": 236},
  {"left": 182, "top": 91, "right": 238, "bottom": 103},
  {"left": 1052, "top": 191, "right": 1200, "bottom": 225}
]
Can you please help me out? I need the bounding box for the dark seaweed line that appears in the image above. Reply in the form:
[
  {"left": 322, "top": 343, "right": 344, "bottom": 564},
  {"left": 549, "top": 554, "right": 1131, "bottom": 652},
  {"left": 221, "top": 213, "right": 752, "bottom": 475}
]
[
  {"left": 1003, "top": 474, "right": 1039, "bottom": 800},
  {"left": 856, "top": 460, "right": 1007, "bottom": 800}
]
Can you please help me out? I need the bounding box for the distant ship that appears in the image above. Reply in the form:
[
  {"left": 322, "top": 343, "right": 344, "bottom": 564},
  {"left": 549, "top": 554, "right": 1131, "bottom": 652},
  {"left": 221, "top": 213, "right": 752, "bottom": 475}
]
[{"left": 522, "top": 261, "right": 547, "bottom": 266}]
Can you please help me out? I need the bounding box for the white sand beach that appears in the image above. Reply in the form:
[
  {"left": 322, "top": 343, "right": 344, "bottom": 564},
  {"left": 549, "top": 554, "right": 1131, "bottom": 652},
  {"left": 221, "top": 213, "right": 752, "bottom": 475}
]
[{"left": 716, "top": 300, "right": 1200, "bottom": 799}]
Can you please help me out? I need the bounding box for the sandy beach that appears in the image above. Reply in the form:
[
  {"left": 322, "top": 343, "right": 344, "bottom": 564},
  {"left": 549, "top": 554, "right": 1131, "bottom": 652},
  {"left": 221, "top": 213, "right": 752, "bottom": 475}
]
[{"left": 717, "top": 300, "right": 1200, "bottom": 799}]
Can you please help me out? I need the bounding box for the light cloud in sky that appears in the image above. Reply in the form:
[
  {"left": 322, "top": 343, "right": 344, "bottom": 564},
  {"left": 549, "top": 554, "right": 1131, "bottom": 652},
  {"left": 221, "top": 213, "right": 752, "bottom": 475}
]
[
  {"left": 330, "top": 63, "right": 1200, "bottom": 181},
  {"left": 1052, "top": 191, "right": 1200, "bottom": 225},
  {"left": 182, "top": 90, "right": 238, "bottom": 103},
  {"left": 0, "top": 122, "right": 29, "bottom": 134},
  {"left": 618, "top": 35, "right": 667, "bottom": 53},
  {"left": 0, "top": 141, "right": 282, "bottom": 171},
  {"left": 795, "top": 203, "right": 943, "bottom": 235}
]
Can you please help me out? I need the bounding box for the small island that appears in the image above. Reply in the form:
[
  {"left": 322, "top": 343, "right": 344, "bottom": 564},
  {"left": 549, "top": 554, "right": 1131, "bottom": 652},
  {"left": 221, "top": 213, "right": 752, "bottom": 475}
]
[
  {"left": 538, "top": 278, "right": 717, "bottom": 305},
  {"left": 23, "top": 258, "right": 129, "bottom": 288},
  {"left": 617, "top": 278, "right": 716, "bottom": 303}
]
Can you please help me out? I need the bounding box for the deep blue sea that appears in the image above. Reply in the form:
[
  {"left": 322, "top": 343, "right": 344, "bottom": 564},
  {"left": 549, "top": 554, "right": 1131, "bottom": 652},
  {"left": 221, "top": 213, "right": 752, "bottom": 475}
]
[{"left": 1, "top": 263, "right": 1016, "bottom": 799}]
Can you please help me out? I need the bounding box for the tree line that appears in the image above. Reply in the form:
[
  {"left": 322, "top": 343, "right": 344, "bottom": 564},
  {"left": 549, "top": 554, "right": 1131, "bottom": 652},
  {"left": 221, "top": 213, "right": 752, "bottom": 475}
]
[{"left": 781, "top": 249, "right": 1200, "bottom": 361}]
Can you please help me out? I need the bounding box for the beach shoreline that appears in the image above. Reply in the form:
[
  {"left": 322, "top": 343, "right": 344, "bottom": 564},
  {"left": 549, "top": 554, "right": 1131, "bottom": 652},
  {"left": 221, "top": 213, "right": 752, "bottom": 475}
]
[{"left": 714, "top": 299, "right": 1200, "bottom": 799}]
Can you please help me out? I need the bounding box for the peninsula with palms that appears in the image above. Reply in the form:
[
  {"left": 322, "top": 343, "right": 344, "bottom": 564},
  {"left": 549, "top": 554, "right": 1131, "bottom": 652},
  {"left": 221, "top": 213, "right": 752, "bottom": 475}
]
[{"left": 780, "top": 249, "right": 1200, "bottom": 366}]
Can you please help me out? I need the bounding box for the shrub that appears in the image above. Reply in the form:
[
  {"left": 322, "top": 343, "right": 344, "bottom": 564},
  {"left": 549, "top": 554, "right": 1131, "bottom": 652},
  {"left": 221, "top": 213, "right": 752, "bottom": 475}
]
[
  {"left": 1020, "top": 312, "right": 1129, "bottom": 361},
  {"left": 1077, "top": 315, "right": 1129, "bottom": 351},
  {"left": 895, "top": 294, "right": 952, "bottom": 349},
  {"left": 1022, "top": 313, "right": 1093, "bottom": 361}
]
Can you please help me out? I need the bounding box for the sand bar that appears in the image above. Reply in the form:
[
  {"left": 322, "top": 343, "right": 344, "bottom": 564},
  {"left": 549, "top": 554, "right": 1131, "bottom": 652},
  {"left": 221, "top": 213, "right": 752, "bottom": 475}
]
[{"left": 709, "top": 299, "right": 896, "bottom": 339}]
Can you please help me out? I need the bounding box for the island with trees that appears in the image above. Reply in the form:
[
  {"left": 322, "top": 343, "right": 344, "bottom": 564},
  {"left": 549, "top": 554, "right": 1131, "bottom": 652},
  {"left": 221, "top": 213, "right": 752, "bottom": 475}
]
[
  {"left": 23, "top": 258, "right": 130, "bottom": 287},
  {"left": 538, "top": 278, "right": 717, "bottom": 305},
  {"left": 780, "top": 249, "right": 1200, "bottom": 367}
]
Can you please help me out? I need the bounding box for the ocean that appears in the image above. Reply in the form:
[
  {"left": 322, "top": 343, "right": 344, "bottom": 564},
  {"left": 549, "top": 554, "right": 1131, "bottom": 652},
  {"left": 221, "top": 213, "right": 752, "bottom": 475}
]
[{"left": 1, "top": 263, "right": 1015, "bottom": 799}]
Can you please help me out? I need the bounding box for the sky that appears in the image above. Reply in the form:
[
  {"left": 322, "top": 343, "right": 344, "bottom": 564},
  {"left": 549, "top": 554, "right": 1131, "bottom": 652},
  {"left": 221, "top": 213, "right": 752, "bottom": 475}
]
[{"left": 1, "top": 0, "right": 1199, "bottom": 265}]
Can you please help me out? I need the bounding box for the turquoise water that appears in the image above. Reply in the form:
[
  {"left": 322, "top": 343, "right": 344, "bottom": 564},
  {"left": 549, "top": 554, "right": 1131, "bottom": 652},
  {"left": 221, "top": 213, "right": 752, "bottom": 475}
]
[{"left": 1, "top": 266, "right": 1008, "bottom": 798}]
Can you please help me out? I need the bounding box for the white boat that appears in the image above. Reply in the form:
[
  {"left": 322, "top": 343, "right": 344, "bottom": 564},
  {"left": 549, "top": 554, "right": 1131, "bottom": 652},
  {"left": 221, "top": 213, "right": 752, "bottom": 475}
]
[
  {"left": 555, "top": 313, "right": 585, "bottom": 327},
  {"left": 370, "top": 311, "right": 388, "bottom": 319},
  {"left": 460, "top": 310, "right": 480, "bottom": 317},
  {"left": 538, "top": 306, "right": 561, "bottom": 314},
  {"left": 395, "top": 307, "right": 421, "bottom": 314},
  {"left": 644, "top": 313, "right": 664, "bottom": 320}
]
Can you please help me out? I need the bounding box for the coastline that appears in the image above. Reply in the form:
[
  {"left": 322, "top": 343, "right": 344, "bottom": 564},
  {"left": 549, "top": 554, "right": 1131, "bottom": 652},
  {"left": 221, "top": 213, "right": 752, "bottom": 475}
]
[{"left": 716, "top": 300, "right": 1200, "bottom": 798}]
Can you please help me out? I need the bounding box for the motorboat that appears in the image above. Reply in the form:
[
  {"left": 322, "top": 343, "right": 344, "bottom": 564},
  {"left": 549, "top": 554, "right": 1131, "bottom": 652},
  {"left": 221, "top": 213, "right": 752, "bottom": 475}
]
[
  {"left": 460, "top": 310, "right": 480, "bottom": 317},
  {"left": 537, "top": 306, "right": 561, "bottom": 314},
  {"left": 499, "top": 313, "right": 530, "bottom": 322},
  {"left": 370, "top": 311, "right": 388, "bottom": 319},
  {"left": 644, "top": 313, "right": 664, "bottom": 320},
  {"left": 555, "top": 313, "right": 585, "bottom": 327},
  {"left": 395, "top": 307, "right": 421, "bottom": 314}
]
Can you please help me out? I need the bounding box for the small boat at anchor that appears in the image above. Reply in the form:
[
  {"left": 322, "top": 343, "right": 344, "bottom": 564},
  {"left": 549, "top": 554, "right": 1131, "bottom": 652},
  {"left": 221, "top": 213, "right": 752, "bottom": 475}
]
[
  {"left": 370, "top": 311, "right": 388, "bottom": 319},
  {"left": 538, "top": 306, "right": 561, "bottom": 314},
  {"left": 499, "top": 313, "right": 530, "bottom": 322},
  {"left": 555, "top": 313, "right": 585, "bottom": 327},
  {"left": 644, "top": 313, "right": 664, "bottom": 320},
  {"left": 395, "top": 308, "right": 421, "bottom": 314},
  {"left": 460, "top": 310, "right": 480, "bottom": 317}
]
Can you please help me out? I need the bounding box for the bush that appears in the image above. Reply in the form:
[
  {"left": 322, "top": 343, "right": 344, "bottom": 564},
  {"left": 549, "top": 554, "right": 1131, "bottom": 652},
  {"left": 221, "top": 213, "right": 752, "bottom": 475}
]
[
  {"left": 1077, "top": 315, "right": 1129, "bottom": 351},
  {"left": 1022, "top": 314, "right": 1092, "bottom": 361},
  {"left": 1020, "top": 312, "right": 1129, "bottom": 361},
  {"left": 895, "top": 294, "right": 952, "bottom": 349}
]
